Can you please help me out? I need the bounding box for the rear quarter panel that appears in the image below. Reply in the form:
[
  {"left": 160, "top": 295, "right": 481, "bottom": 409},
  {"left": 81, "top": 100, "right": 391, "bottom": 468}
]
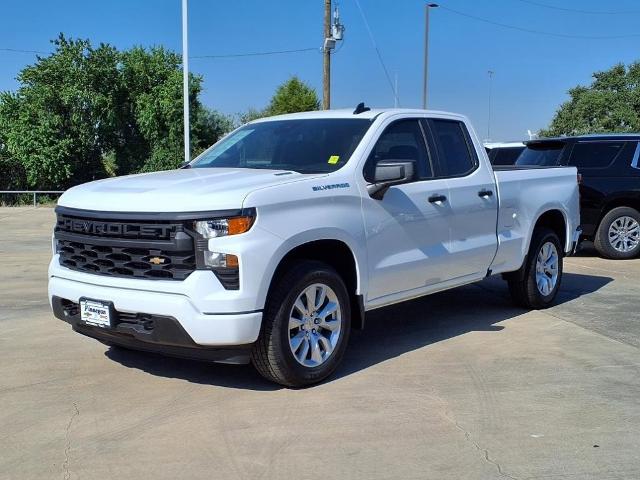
[{"left": 491, "top": 167, "right": 580, "bottom": 274}]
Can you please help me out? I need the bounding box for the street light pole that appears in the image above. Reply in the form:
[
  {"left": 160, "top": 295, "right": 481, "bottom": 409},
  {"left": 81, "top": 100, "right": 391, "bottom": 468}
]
[
  {"left": 487, "top": 70, "right": 494, "bottom": 141},
  {"left": 182, "top": 0, "right": 190, "bottom": 164},
  {"left": 422, "top": 3, "right": 438, "bottom": 110}
]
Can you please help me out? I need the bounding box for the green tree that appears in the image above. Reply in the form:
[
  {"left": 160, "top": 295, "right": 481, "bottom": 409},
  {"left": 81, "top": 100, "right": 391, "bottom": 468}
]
[
  {"left": 236, "top": 76, "right": 320, "bottom": 126},
  {"left": 238, "top": 107, "right": 267, "bottom": 124},
  {"left": 0, "top": 34, "right": 232, "bottom": 188},
  {"left": 265, "top": 76, "right": 320, "bottom": 116},
  {"left": 542, "top": 62, "right": 640, "bottom": 137},
  {"left": 0, "top": 133, "right": 26, "bottom": 190},
  {"left": 0, "top": 35, "right": 119, "bottom": 188}
]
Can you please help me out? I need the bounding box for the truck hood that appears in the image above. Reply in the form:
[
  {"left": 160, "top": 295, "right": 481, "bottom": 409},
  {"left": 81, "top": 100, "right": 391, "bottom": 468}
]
[{"left": 58, "top": 168, "right": 323, "bottom": 213}]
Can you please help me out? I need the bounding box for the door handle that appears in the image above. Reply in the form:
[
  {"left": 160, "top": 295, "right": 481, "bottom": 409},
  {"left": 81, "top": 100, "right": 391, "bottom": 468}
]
[
  {"left": 428, "top": 194, "right": 447, "bottom": 203},
  {"left": 478, "top": 189, "right": 493, "bottom": 198}
]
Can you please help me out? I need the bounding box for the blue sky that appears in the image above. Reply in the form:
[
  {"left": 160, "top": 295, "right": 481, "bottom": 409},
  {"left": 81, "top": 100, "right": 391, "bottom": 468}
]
[{"left": 2, "top": 0, "right": 640, "bottom": 140}]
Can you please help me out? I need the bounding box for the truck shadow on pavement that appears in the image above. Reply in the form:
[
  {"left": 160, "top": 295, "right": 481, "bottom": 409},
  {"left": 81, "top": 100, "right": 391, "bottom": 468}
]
[
  {"left": 337, "top": 272, "right": 612, "bottom": 381},
  {"left": 104, "top": 272, "right": 612, "bottom": 390}
]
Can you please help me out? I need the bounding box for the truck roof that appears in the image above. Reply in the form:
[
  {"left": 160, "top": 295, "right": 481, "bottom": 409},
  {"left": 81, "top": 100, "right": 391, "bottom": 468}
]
[{"left": 250, "top": 108, "right": 468, "bottom": 123}]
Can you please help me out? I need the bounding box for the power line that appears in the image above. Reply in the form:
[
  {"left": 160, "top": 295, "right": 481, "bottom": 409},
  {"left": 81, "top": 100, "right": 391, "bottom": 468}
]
[
  {"left": 0, "top": 48, "right": 49, "bottom": 54},
  {"left": 514, "top": 0, "right": 640, "bottom": 15},
  {"left": 191, "top": 47, "right": 318, "bottom": 59},
  {"left": 0, "top": 46, "right": 320, "bottom": 58},
  {"left": 439, "top": 5, "right": 640, "bottom": 39},
  {"left": 353, "top": 0, "right": 399, "bottom": 106}
]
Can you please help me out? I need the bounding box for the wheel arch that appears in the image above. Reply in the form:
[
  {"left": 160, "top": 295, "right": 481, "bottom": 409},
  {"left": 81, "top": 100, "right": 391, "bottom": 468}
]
[
  {"left": 533, "top": 209, "right": 568, "bottom": 252},
  {"left": 503, "top": 208, "right": 568, "bottom": 282},
  {"left": 261, "top": 236, "right": 366, "bottom": 330},
  {"left": 598, "top": 196, "right": 640, "bottom": 226}
]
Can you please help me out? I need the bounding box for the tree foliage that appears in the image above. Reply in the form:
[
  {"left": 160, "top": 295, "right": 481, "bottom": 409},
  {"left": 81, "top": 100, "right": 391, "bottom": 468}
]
[
  {"left": 0, "top": 34, "right": 232, "bottom": 189},
  {"left": 266, "top": 76, "right": 320, "bottom": 116},
  {"left": 0, "top": 133, "right": 26, "bottom": 190},
  {"left": 0, "top": 39, "right": 319, "bottom": 191},
  {"left": 542, "top": 62, "right": 640, "bottom": 137},
  {"left": 238, "top": 76, "right": 320, "bottom": 123}
]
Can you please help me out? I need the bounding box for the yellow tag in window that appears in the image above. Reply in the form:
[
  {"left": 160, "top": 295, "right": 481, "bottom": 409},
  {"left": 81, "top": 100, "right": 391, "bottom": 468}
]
[{"left": 328, "top": 155, "right": 340, "bottom": 164}]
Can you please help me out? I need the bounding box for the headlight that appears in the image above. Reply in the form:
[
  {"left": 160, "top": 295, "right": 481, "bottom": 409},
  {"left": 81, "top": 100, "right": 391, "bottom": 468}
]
[
  {"left": 193, "top": 213, "right": 253, "bottom": 291},
  {"left": 204, "top": 251, "right": 239, "bottom": 268},
  {"left": 194, "top": 215, "right": 254, "bottom": 238}
]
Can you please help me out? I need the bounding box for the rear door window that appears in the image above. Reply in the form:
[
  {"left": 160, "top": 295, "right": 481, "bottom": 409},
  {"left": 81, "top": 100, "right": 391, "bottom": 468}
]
[
  {"left": 429, "top": 119, "right": 477, "bottom": 177},
  {"left": 568, "top": 141, "right": 624, "bottom": 169}
]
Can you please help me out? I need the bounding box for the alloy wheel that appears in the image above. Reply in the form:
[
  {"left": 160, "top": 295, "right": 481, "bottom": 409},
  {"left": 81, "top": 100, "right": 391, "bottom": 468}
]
[
  {"left": 288, "top": 283, "right": 342, "bottom": 367},
  {"left": 608, "top": 216, "right": 640, "bottom": 253},
  {"left": 536, "top": 241, "right": 559, "bottom": 296}
]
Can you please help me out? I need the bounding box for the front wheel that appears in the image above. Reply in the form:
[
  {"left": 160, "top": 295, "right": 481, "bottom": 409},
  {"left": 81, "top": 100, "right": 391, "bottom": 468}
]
[
  {"left": 251, "top": 260, "right": 351, "bottom": 387},
  {"left": 508, "top": 228, "right": 563, "bottom": 309}
]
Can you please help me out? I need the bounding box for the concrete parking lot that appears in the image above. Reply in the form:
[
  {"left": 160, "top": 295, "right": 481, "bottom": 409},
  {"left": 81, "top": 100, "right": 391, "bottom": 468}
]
[{"left": 1, "top": 207, "right": 640, "bottom": 480}]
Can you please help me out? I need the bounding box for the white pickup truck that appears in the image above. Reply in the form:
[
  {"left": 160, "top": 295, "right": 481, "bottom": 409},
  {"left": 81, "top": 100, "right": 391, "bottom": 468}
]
[{"left": 49, "top": 107, "right": 581, "bottom": 387}]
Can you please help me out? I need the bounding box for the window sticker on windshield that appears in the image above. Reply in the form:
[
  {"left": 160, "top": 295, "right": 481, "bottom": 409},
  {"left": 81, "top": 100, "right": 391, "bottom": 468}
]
[{"left": 328, "top": 155, "right": 340, "bottom": 164}]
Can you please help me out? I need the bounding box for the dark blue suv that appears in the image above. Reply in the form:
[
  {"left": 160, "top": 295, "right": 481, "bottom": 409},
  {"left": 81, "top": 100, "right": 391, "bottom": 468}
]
[{"left": 515, "top": 134, "right": 640, "bottom": 259}]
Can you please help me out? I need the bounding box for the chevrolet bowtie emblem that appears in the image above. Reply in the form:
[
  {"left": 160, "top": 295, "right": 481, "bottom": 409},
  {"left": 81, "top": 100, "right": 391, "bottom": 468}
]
[{"left": 149, "top": 257, "right": 165, "bottom": 265}]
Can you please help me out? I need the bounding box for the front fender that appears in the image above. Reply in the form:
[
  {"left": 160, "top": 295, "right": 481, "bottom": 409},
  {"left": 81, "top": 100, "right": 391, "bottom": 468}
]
[{"left": 254, "top": 227, "right": 368, "bottom": 310}]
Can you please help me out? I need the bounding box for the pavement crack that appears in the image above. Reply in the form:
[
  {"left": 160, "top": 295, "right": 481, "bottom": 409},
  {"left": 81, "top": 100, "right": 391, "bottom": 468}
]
[
  {"left": 62, "top": 402, "right": 79, "bottom": 480},
  {"left": 449, "top": 418, "right": 518, "bottom": 480},
  {"left": 420, "top": 389, "right": 518, "bottom": 480}
]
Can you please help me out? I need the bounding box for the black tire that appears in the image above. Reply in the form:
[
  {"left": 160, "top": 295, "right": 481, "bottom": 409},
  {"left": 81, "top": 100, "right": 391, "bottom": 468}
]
[
  {"left": 508, "top": 228, "right": 563, "bottom": 309},
  {"left": 251, "top": 260, "right": 351, "bottom": 387},
  {"left": 594, "top": 206, "right": 640, "bottom": 260}
]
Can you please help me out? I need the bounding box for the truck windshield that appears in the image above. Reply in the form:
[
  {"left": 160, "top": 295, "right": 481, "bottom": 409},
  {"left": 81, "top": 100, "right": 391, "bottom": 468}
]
[
  {"left": 515, "top": 141, "right": 565, "bottom": 167},
  {"left": 190, "top": 118, "right": 372, "bottom": 174}
]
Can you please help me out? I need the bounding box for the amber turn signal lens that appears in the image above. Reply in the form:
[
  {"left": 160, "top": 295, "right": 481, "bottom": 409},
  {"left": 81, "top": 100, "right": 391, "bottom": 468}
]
[
  {"left": 225, "top": 254, "right": 239, "bottom": 268},
  {"left": 227, "top": 216, "right": 254, "bottom": 235}
]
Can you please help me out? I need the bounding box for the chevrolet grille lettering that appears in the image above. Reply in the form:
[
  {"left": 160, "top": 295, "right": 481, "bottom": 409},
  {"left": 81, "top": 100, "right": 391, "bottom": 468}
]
[{"left": 58, "top": 218, "right": 172, "bottom": 239}]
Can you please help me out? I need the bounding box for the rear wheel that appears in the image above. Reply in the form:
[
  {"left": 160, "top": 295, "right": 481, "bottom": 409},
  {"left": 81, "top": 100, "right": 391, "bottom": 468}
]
[
  {"left": 594, "top": 207, "right": 640, "bottom": 259},
  {"left": 508, "top": 228, "right": 563, "bottom": 309},
  {"left": 251, "top": 260, "right": 351, "bottom": 387}
]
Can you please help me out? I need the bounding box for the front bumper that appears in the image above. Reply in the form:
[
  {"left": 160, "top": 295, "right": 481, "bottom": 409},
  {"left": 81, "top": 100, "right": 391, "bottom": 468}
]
[
  {"left": 48, "top": 270, "right": 263, "bottom": 347},
  {"left": 51, "top": 296, "right": 253, "bottom": 363}
]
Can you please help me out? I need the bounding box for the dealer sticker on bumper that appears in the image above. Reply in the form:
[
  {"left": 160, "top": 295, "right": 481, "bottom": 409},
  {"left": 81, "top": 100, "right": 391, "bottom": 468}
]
[{"left": 80, "top": 299, "right": 111, "bottom": 328}]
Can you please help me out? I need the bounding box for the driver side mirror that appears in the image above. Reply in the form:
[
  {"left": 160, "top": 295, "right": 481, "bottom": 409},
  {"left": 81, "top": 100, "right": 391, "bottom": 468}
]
[{"left": 367, "top": 160, "right": 415, "bottom": 200}]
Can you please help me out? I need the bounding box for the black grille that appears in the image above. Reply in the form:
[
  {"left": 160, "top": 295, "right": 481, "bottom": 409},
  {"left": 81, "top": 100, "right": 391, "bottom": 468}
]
[
  {"left": 55, "top": 212, "right": 197, "bottom": 281},
  {"left": 57, "top": 240, "right": 196, "bottom": 280}
]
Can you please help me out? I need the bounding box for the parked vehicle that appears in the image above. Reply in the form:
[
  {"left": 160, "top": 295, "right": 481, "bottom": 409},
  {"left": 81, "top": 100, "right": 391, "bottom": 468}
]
[
  {"left": 484, "top": 141, "right": 525, "bottom": 166},
  {"left": 515, "top": 134, "right": 640, "bottom": 259},
  {"left": 48, "top": 107, "right": 580, "bottom": 387}
]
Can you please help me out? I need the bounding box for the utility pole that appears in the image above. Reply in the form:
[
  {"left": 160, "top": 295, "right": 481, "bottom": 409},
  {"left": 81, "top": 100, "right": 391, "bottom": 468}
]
[
  {"left": 487, "top": 70, "right": 494, "bottom": 141},
  {"left": 182, "top": 0, "right": 190, "bottom": 163},
  {"left": 322, "top": 2, "right": 344, "bottom": 110},
  {"left": 422, "top": 3, "right": 438, "bottom": 109},
  {"left": 322, "top": 0, "right": 332, "bottom": 110}
]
